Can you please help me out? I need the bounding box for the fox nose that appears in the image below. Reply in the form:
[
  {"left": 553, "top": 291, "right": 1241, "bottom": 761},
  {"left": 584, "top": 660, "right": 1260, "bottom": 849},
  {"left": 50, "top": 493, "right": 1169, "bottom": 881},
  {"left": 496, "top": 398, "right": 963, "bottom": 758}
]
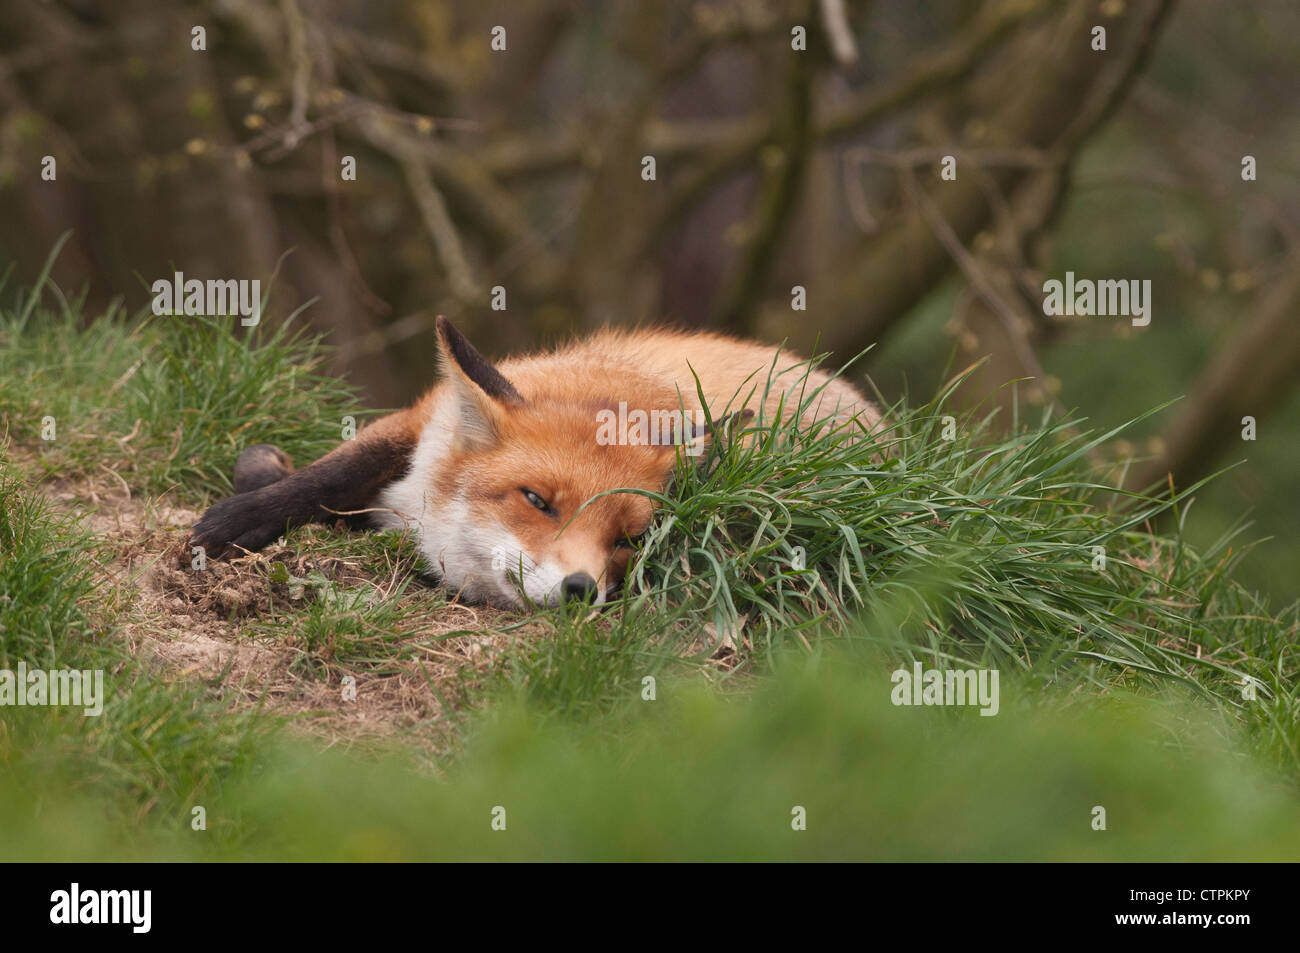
[{"left": 562, "top": 573, "right": 599, "bottom": 603}]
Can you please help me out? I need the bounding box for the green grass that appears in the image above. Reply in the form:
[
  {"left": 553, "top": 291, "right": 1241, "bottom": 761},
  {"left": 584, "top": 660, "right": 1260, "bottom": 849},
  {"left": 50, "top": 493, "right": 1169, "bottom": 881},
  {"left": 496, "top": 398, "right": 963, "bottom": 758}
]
[
  {"left": 489, "top": 370, "right": 1299, "bottom": 781},
  {"left": 6, "top": 619, "right": 1300, "bottom": 861},
  {"left": 214, "top": 670, "right": 1300, "bottom": 862},
  {"left": 1, "top": 263, "right": 1297, "bottom": 860},
  {"left": 241, "top": 527, "right": 451, "bottom": 679},
  {"left": 0, "top": 460, "right": 271, "bottom": 833},
  {"left": 0, "top": 254, "right": 366, "bottom": 500},
  {"left": 0, "top": 467, "right": 103, "bottom": 670}
]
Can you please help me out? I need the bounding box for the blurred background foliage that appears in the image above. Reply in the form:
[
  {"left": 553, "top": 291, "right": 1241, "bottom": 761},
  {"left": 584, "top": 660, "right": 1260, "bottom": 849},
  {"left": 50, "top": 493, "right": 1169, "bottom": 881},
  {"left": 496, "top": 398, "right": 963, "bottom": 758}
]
[{"left": 0, "top": 0, "right": 1296, "bottom": 598}]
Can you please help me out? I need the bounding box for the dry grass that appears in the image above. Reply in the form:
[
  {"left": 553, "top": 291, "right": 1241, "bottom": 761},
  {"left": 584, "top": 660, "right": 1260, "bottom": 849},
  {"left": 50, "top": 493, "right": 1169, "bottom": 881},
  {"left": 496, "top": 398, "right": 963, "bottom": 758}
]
[{"left": 35, "top": 464, "right": 545, "bottom": 757}]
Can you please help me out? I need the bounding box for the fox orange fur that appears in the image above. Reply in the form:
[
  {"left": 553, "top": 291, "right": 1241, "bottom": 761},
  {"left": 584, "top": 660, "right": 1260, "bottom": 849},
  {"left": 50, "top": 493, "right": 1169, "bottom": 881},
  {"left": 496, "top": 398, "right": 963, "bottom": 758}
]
[{"left": 189, "top": 317, "right": 879, "bottom": 608}]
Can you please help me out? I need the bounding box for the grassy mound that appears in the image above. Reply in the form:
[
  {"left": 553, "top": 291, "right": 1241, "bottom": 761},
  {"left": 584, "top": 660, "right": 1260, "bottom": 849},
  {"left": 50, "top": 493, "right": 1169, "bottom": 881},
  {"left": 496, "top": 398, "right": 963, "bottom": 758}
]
[{"left": 1, "top": 267, "right": 1296, "bottom": 860}]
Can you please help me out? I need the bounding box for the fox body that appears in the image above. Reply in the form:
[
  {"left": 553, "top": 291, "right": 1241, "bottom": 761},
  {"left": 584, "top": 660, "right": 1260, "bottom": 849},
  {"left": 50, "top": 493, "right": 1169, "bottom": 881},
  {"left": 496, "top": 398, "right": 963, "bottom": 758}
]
[{"left": 190, "top": 318, "right": 879, "bottom": 609}]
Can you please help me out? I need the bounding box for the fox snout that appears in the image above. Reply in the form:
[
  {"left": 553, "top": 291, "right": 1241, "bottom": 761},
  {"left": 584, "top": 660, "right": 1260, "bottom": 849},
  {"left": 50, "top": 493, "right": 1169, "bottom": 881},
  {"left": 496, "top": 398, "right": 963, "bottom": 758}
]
[
  {"left": 561, "top": 572, "right": 600, "bottom": 603},
  {"left": 514, "top": 551, "right": 625, "bottom": 609}
]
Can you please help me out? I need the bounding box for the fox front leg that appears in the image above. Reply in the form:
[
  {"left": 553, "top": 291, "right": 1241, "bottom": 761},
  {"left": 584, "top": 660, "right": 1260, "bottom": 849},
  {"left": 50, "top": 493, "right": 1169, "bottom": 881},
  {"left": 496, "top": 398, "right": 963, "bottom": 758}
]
[{"left": 188, "top": 416, "right": 418, "bottom": 559}]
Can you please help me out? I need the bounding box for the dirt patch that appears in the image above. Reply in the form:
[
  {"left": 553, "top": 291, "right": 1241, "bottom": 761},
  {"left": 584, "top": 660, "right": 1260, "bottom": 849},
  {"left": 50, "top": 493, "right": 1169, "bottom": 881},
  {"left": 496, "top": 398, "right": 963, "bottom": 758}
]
[
  {"left": 144, "top": 534, "right": 376, "bottom": 620},
  {"left": 36, "top": 468, "right": 531, "bottom": 753}
]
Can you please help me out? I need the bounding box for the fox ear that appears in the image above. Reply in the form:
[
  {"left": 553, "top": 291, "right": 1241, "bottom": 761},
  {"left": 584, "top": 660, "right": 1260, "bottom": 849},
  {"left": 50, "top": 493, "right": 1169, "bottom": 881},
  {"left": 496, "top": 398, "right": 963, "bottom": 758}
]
[
  {"left": 436, "top": 316, "right": 523, "bottom": 448},
  {"left": 436, "top": 315, "right": 523, "bottom": 404}
]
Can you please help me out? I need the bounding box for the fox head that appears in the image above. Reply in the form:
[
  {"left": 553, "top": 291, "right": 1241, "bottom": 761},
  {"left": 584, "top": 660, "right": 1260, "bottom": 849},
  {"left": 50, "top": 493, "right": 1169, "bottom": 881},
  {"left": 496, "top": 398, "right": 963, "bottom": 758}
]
[{"left": 399, "top": 317, "right": 738, "bottom": 610}]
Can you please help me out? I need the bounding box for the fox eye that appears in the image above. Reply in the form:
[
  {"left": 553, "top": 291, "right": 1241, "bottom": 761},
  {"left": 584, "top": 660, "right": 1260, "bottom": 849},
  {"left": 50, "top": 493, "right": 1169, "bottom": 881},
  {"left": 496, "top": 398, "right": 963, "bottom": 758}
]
[{"left": 521, "top": 489, "right": 555, "bottom": 515}]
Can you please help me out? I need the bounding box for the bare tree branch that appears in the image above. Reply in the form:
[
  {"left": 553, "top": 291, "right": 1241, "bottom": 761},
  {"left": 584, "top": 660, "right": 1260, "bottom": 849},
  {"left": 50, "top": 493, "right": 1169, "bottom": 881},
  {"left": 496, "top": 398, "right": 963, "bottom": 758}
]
[
  {"left": 818, "top": 0, "right": 860, "bottom": 68},
  {"left": 785, "top": 0, "right": 1175, "bottom": 363},
  {"left": 710, "top": 26, "right": 815, "bottom": 334},
  {"left": 636, "top": 0, "right": 1042, "bottom": 265},
  {"left": 1129, "top": 253, "right": 1300, "bottom": 491}
]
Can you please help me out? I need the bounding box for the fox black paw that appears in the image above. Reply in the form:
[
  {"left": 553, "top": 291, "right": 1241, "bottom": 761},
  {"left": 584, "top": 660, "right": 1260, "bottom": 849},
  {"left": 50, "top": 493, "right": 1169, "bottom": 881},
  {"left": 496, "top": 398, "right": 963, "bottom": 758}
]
[{"left": 188, "top": 491, "right": 287, "bottom": 560}]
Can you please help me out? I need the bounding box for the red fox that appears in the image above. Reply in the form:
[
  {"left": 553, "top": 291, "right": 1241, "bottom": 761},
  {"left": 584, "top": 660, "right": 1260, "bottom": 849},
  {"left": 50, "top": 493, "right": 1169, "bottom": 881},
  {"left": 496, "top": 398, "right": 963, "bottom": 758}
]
[{"left": 189, "top": 317, "right": 879, "bottom": 608}]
